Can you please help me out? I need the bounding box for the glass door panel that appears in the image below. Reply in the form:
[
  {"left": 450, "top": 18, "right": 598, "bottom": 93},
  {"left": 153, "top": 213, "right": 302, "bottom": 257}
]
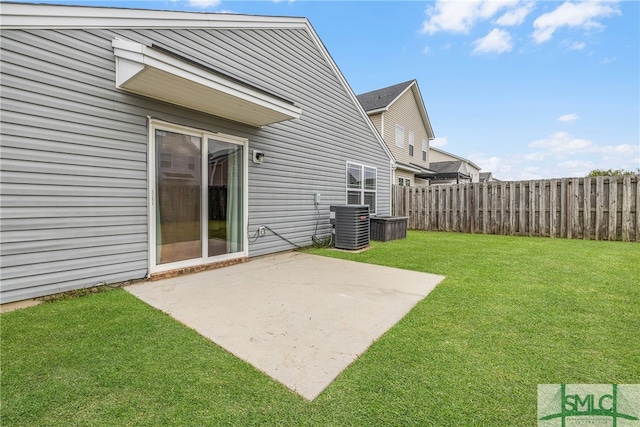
[
  {"left": 155, "top": 129, "right": 202, "bottom": 264},
  {"left": 207, "top": 138, "right": 243, "bottom": 257}
]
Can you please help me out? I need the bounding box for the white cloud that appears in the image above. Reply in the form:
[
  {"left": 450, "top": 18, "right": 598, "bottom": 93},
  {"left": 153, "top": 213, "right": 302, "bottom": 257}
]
[
  {"left": 569, "top": 41, "right": 586, "bottom": 50},
  {"left": 431, "top": 137, "right": 448, "bottom": 148},
  {"left": 528, "top": 131, "right": 593, "bottom": 154},
  {"left": 495, "top": 2, "right": 535, "bottom": 26},
  {"left": 528, "top": 132, "right": 637, "bottom": 159},
  {"left": 187, "top": 0, "right": 221, "bottom": 7},
  {"left": 423, "top": 46, "right": 431, "bottom": 54},
  {"left": 468, "top": 132, "right": 638, "bottom": 180},
  {"left": 468, "top": 151, "right": 517, "bottom": 177},
  {"left": 557, "top": 159, "right": 594, "bottom": 169},
  {"left": 532, "top": 1, "right": 620, "bottom": 44},
  {"left": 525, "top": 152, "right": 546, "bottom": 161},
  {"left": 560, "top": 39, "right": 587, "bottom": 51},
  {"left": 472, "top": 28, "right": 513, "bottom": 55},
  {"left": 558, "top": 113, "right": 579, "bottom": 123},
  {"left": 601, "top": 56, "right": 616, "bottom": 64},
  {"left": 421, "top": 0, "right": 519, "bottom": 34}
]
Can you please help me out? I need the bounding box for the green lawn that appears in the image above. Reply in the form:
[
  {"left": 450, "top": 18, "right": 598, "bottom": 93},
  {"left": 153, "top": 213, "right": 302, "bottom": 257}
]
[{"left": 2, "top": 232, "right": 639, "bottom": 426}]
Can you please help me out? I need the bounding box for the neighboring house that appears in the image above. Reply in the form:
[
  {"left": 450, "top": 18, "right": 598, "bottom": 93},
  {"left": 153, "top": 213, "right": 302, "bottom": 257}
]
[
  {"left": 429, "top": 147, "right": 481, "bottom": 184},
  {"left": 0, "top": 4, "right": 393, "bottom": 303},
  {"left": 357, "top": 80, "right": 435, "bottom": 187},
  {"left": 479, "top": 172, "right": 499, "bottom": 182}
]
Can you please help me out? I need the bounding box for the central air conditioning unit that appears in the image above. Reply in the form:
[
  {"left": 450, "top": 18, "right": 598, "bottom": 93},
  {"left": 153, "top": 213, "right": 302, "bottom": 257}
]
[{"left": 329, "top": 205, "right": 370, "bottom": 250}]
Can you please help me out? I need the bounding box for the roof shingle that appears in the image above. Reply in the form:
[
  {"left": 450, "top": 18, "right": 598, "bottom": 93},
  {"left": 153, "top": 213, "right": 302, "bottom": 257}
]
[{"left": 356, "top": 80, "right": 414, "bottom": 112}]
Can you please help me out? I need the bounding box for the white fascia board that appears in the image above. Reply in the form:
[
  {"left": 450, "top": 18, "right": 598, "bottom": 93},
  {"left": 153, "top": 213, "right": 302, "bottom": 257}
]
[
  {"left": 385, "top": 80, "right": 435, "bottom": 140},
  {"left": 0, "top": 3, "right": 308, "bottom": 29},
  {"left": 410, "top": 83, "right": 435, "bottom": 139},
  {"left": 394, "top": 163, "right": 423, "bottom": 174},
  {"left": 112, "top": 39, "right": 301, "bottom": 122},
  {"left": 366, "top": 107, "right": 388, "bottom": 115}
]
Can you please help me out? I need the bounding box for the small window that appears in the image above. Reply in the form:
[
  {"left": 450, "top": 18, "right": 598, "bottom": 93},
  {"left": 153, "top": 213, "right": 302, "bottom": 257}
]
[
  {"left": 187, "top": 156, "right": 196, "bottom": 170},
  {"left": 422, "top": 139, "right": 427, "bottom": 162},
  {"left": 398, "top": 177, "right": 404, "bottom": 186},
  {"left": 395, "top": 125, "right": 404, "bottom": 148},
  {"left": 347, "top": 163, "right": 362, "bottom": 189},
  {"left": 408, "top": 132, "right": 414, "bottom": 157},
  {"left": 346, "top": 161, "right": 377, "bottom": 214},
  {"left": 160, "top": 152, "right": 172, "bottom": 169},
  {"left": 364, "top": 167, "right": 376, "bottom": 190},
  {"left": 406, "top": 179, "right": 411, "bottom": 187},
  {"left": 347, "top": 191, "right": 361, "bottom": 204}
]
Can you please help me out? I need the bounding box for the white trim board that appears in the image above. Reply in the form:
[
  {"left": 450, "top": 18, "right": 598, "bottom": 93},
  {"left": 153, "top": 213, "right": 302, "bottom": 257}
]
[{"left": 0, "top": 3, "right": 309, "bottom": 29}]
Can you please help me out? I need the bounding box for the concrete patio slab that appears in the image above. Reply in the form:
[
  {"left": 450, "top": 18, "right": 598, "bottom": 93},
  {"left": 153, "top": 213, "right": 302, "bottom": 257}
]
[{"left": 126, "top": 252, "right": 444, "bottom": 400}]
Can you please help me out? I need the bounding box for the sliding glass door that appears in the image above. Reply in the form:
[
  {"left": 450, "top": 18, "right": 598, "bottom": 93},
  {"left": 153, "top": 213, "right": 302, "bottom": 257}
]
[
  {"left": 206, "top": 138, "right": 244, "bottom": 257},
  {"left": 151, "top": 121, "right": 246, "bottom": 272}
]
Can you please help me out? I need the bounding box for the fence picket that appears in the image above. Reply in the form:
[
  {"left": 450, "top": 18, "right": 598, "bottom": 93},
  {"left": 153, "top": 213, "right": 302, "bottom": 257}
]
[
  {"left": 571, "top": 178, "right": 580, "bottom": 238},
  {"left": 621, "top": 175, "right": 632, "bottom": 242},
  {"left": 549, "top": 181, "right": 557, "bottom": 237},
  {"left": 595, "top": 177, "right": 605, "bottom": 240},
  {"left": 583, "top": 177, "right": 592, "bottom": 240},
  {"left": 608, "top": 177, "right": 617, "bottom": 241}
]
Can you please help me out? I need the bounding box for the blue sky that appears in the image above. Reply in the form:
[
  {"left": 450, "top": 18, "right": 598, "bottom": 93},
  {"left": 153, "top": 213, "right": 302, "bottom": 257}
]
[{"left": 18, "top": 0, "right": 640, "bottom": 180}]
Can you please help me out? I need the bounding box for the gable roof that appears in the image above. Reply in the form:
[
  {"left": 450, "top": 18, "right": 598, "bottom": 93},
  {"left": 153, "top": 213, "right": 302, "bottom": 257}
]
[
  {"left": 356, "top": 80, "right": 435, "bottom": 139},
  {"left": 357, "top": 80, "right": 414, "bottom": 112},
  {"left": 430, "top": 146, "right": 481, "bottom": 171},
  {"left": 429, "top": 161, "right": 467, "bottom": 174}
]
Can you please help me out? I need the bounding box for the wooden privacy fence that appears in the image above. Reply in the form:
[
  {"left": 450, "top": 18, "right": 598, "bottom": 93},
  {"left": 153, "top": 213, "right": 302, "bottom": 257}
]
[{"left": 392, "top": 175, "right": 640, "bottom": 242}]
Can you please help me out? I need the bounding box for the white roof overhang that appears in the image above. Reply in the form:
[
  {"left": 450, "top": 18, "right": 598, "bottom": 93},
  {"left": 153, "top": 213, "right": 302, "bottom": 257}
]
[{"left": 112, "top": 38, "right": 301, "bottom": 127}]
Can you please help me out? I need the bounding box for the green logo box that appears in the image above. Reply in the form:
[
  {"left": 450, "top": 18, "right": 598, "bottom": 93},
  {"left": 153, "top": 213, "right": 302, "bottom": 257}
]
[{"left": 538, "top": 384, "right": 640, "bottom": 427}]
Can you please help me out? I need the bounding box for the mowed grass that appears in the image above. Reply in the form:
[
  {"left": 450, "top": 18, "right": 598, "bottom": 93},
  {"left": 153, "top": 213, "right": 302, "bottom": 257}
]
[{"left": 2, "top": 232, "right": 639, "bottom": 426}]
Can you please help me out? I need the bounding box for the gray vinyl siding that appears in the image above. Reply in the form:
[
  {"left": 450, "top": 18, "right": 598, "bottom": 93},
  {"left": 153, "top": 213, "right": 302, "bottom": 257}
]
[{"left": 0, "top": 26, "right": 391, "bottom": 303}]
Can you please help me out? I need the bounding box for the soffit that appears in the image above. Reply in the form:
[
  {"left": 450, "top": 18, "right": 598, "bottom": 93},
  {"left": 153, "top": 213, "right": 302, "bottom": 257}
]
[{"left": 112, "top": 38, "right": 301, "bottom": 127}]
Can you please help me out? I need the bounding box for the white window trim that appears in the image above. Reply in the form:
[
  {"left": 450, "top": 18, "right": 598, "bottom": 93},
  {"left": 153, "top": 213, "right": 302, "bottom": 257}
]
[
  {"left": 148, "top": 118, "right": 249, "bottom": 275},
  {"left": 395, "top": 125, "right": 404, "bottom": 148},
  {"left": 346, "top": 161, "right": 377, "bottom": 214},
  {"left": 408, "top": 131, "right": 414, "bottom": 157},
  {"left": 422, "top": 139, "right": 428, "bottom": 162}
]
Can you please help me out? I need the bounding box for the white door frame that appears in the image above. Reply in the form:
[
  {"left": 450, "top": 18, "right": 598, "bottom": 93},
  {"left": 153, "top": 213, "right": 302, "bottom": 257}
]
[{"left": 147, "top": 118, "right": 248, "bottom": 275}]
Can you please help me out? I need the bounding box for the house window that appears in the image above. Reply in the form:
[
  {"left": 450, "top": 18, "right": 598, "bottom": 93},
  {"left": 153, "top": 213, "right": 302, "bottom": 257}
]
[
  {"left": 406, "top": 179, "right": 411, "bottom": 187},
  {"left": 346, "top": 161, "right": 377, "bottom": 214},
  {"left": 187, "top": 156, "right": 196, "bottom": 170},
  {"left": 408, "top": 132, "right": 414, "bottom": 157},
  {"left": 422, "top": 139, "right": 427, "bottom": 162},
  {"left": 395, "top": 125, "right": 404, "bottom": 148},
  {"left": 160, "top": 153, "right": 172, "bottom": 169},
  {"left": 398, "top": 177, "right": 404, "bottom": 186}
]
